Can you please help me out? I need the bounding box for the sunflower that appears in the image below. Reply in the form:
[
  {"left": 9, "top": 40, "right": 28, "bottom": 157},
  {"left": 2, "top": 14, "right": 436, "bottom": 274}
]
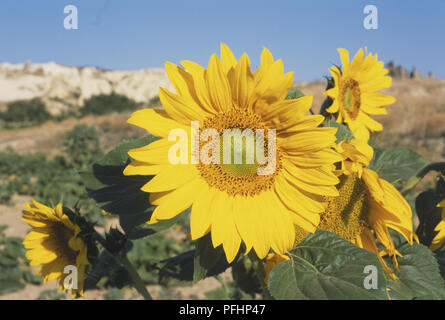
[
  {"left": 430, "top": 199, "right": 445, "bottom": 251},
  {"left": 124, "top": 44, "right": 342, "bottom": 262},
  {"left": 320, "top": 139, "right": 417, "bottom": 278},
  {"left": 324, "top": 48, "right": 396, "bottom": 140},
  {"left": 265, "top": 139, "right": 417, "bottom": 280},
  {"left": 22, "top": 200, "right": 89, "bottom": 298}
]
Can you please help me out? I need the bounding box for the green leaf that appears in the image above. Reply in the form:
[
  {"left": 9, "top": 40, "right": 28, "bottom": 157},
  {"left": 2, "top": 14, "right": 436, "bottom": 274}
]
[
  {"left": 80, "top": 135, "right": 159, "bottom": 232},
  {"left": 204, "top": 286, "right": 231, "bottom": 300},
  {"left": 204, "top": 281, "right": 254, "bottom": 300},
  {"left": 0, "top": 279, "right": 25, "bottom": 295},
  {"left": 231, "top": 256, "right": 262, "bottom": 295},
  {"left": 367, "top": 145, "right": 428, "bottom": 188},
  {"left": 84, "top": 249, "right": 123, "bottom": 290},
  {"left": 267, "top": 230, "right": 387, "bottom": 300},
  {"left": 0, "top": 226, "right": 39, "bottom": 294},
  {"left": 194, "top": 233, "right": 229, "bottom": 283},
  {"left": 285, "top": 87, "right": 305, "bottom": 100},
  {"left": 434, "top": 250, "right": 445, "bottom": 280},
  {"left": 159, "top": 234, "right": 235, "bottom": 283},
  {"left": 126, "top": 210, "right": 189, "bottom": 240},
  {"left": 159, "top": 250, "right": 195, "bottom": 282},
  {"left": 323, "top": 120, "right": 354, "bottom": 143},
  {"left": 414, "top": 190, "right": 442, "bottom": 247},
  {"left": 384, "top": 230, "right": 445, "bottom": 300}
]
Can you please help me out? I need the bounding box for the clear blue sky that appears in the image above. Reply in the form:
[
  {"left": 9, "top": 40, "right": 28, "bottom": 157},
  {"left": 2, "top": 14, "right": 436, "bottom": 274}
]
[{"left": 0, "top": 0, "right": 443, "bottom": 81}]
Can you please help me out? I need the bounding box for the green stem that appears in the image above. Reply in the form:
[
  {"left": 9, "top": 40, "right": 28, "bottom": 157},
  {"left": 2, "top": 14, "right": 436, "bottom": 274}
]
[
  {"left": 93, "top": 232, "right": 153, "bottom": 300},
  {"left": 248, "top": 252, "right": 273, "bottom": 300},
  {"left": 401, "top": 162, "right": 445, "bottom": 196},
  {"left": 115, "top": 254, "right": 153, "bottom": 300},
  {"left": 215, "top": 275, "right": 230, "bottom": 296}
]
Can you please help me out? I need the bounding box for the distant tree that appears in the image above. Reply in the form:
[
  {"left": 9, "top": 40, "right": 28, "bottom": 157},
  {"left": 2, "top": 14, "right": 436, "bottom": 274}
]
[
  {"left": 80, "top": 92, "right": 139, "bottom": 115},
  {"left": 0, "top": 98, "right": 51, "bottom": 124}
]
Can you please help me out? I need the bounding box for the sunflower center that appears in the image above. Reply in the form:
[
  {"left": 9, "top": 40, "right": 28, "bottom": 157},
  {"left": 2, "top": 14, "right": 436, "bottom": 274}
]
[
  {"left": 319, "top": 174, "right": 370, "bottom": 241},
  {"left": 340, "top": 78, "right": 361, "bottom": 119},
  {"left": 220, "top": 133, "right": 260, "bottom": 178},
  {"left": 46, "top": 221, "right": 78, "bottom": 264},
  {"left": 197, "top": 109, "right": 281, "bottom": 197}
]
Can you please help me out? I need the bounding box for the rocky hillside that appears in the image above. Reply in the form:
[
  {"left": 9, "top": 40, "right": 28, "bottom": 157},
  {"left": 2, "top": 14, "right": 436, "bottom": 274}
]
[{"left": 0, "top": 61, "right": 173, "bottom": 115}]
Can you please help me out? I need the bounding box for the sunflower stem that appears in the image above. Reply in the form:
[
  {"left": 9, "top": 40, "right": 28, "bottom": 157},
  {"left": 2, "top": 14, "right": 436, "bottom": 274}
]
[
  {"left": 215, "top": 275, "right": 230, "bottom": 296},
  {"left": 115, "top": 253, "right": 153, "bottom": 300},
  {"left": 248, "top": 252, "right": 273, "bottom": 300},
  {"left": 93, "top": 231, "right": 153, "bottom": 300}
]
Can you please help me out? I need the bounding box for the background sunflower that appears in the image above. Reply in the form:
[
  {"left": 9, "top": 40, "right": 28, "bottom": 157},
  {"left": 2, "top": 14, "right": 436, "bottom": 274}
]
[
  {"left": 22, "top": 200, "right": 89, "bottom": 298},
  {"left": 324, "top": 48, "right": 396, "bottom": 141}
]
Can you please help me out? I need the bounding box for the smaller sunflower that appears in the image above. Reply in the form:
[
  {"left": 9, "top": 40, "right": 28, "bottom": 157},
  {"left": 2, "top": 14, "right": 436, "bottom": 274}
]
[
  {"left": 265, "top": 139, "right": 417, "bottom": 280},
  {"left": 22, "top": 200, "right": 89, "bottom": 298},
  {"left": 325, "top": 48, "right": 396, "bottom": 140},
  {"left": 430, "top": 199, "right": 445, "bottom": 251},
  {"left": 320, "top": 139, "right": 417, "bottom": 278}
]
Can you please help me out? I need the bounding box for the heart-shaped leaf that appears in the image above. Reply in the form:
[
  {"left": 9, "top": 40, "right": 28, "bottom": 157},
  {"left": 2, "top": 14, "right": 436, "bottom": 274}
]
[{"left": 267, "top": 230, "right": 387, "bottom": 300}]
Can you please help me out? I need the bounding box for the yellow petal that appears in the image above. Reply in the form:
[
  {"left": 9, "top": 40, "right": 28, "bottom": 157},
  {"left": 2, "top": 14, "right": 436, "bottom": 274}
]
[
  {"left": 190, "top": 181, "right": 214, "bottom": 240},
  {"left": 181, "top": 60, "right": 218, "bottom": 114},
  {"left": 123, "top": 161, "right": 162, "bottom": 176},
  {"left": 280, "top": 128, "right": 337, "bottom": 154},
  {"left": 220, "top": 43, "right": 237, "bottom": 75},
  {"left": 228, "top": 53, "right": 254, "bottom": 109},
  {"left": 141, "top": 165, "right": 197, "bottom": 192},
  {"left": 128, "top": 138, "right": 175, "bottom": 165},
  {"left": 338, "top": 48, "right": 350, "bottom": 75},
  {"left": 127, "top": 109, "right": 188, "bottom": 138},
  {"left": 206, "top": 54, "right": 232, "bottom": 112},
  {"left": 159, "top": 87, "right": 207, "bottom": 124},
  {"left": 149, "top": 178, "right": 201, "bottom": 222}
]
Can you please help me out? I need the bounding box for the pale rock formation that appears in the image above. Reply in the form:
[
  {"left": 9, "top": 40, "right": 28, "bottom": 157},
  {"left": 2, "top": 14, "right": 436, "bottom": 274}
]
[{"left": 0, "top": 61, "right": 174, "bottom": 115}]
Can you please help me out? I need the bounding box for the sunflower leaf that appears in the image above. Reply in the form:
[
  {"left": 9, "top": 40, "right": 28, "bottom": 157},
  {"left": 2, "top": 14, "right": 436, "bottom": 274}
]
[
  {"left": 231, "top": 256, "right": 262, "bottom": 296},
  {"left": 414, "top": 190, "right": 442, "bottom": 247},
  {"left": 80, "top": 135, "right": 159, "bottom": 232},
  {"left": 126, "top": 209, "right": 189, "bottom": 240},
  {"left": 285, "top": 87, "right": 305, "bottom": 100},
  {"left": 159, "top": 234, "right": 235, "bottom": 283},
  {"left": 193, "top": 233, "right": 229, "bottom": 283},
  {"left": 267, "top": 230, "right": 387, "bottom": 300},
  {"left": 159, "top": 250, "right": 195, "bottom": 282},
  {"left": 367, "top": 144, "right": 428, "bottom": 189},
  {"left": 383, "top": 230, "right": 445, "bottom": 300},
  {"left": 323, "top": 120, "right": 354, "bottom": 143}
]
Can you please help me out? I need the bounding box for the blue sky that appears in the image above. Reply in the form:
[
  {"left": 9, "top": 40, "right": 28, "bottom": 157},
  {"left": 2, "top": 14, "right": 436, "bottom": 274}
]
[{"left": 0, "top": 0, "right": 443, "bottom": 81}]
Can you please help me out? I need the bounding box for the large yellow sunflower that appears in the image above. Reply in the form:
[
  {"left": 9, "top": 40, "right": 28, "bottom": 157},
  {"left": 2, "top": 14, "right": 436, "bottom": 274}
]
[
  {"left": 324, "top": 48, "right": 396, "bottom": 140},
  {"left": 22, "top": 200, "right": 89, "bottom": 298},
  {"left": 430, "top": 199, "right": 445, "bottom": 251},
  {"left": 265, "top": 139, "right": 417, "bottom": 280},
  {"left": 124, "top": 44, "right": 342, "bottom": 262}
]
